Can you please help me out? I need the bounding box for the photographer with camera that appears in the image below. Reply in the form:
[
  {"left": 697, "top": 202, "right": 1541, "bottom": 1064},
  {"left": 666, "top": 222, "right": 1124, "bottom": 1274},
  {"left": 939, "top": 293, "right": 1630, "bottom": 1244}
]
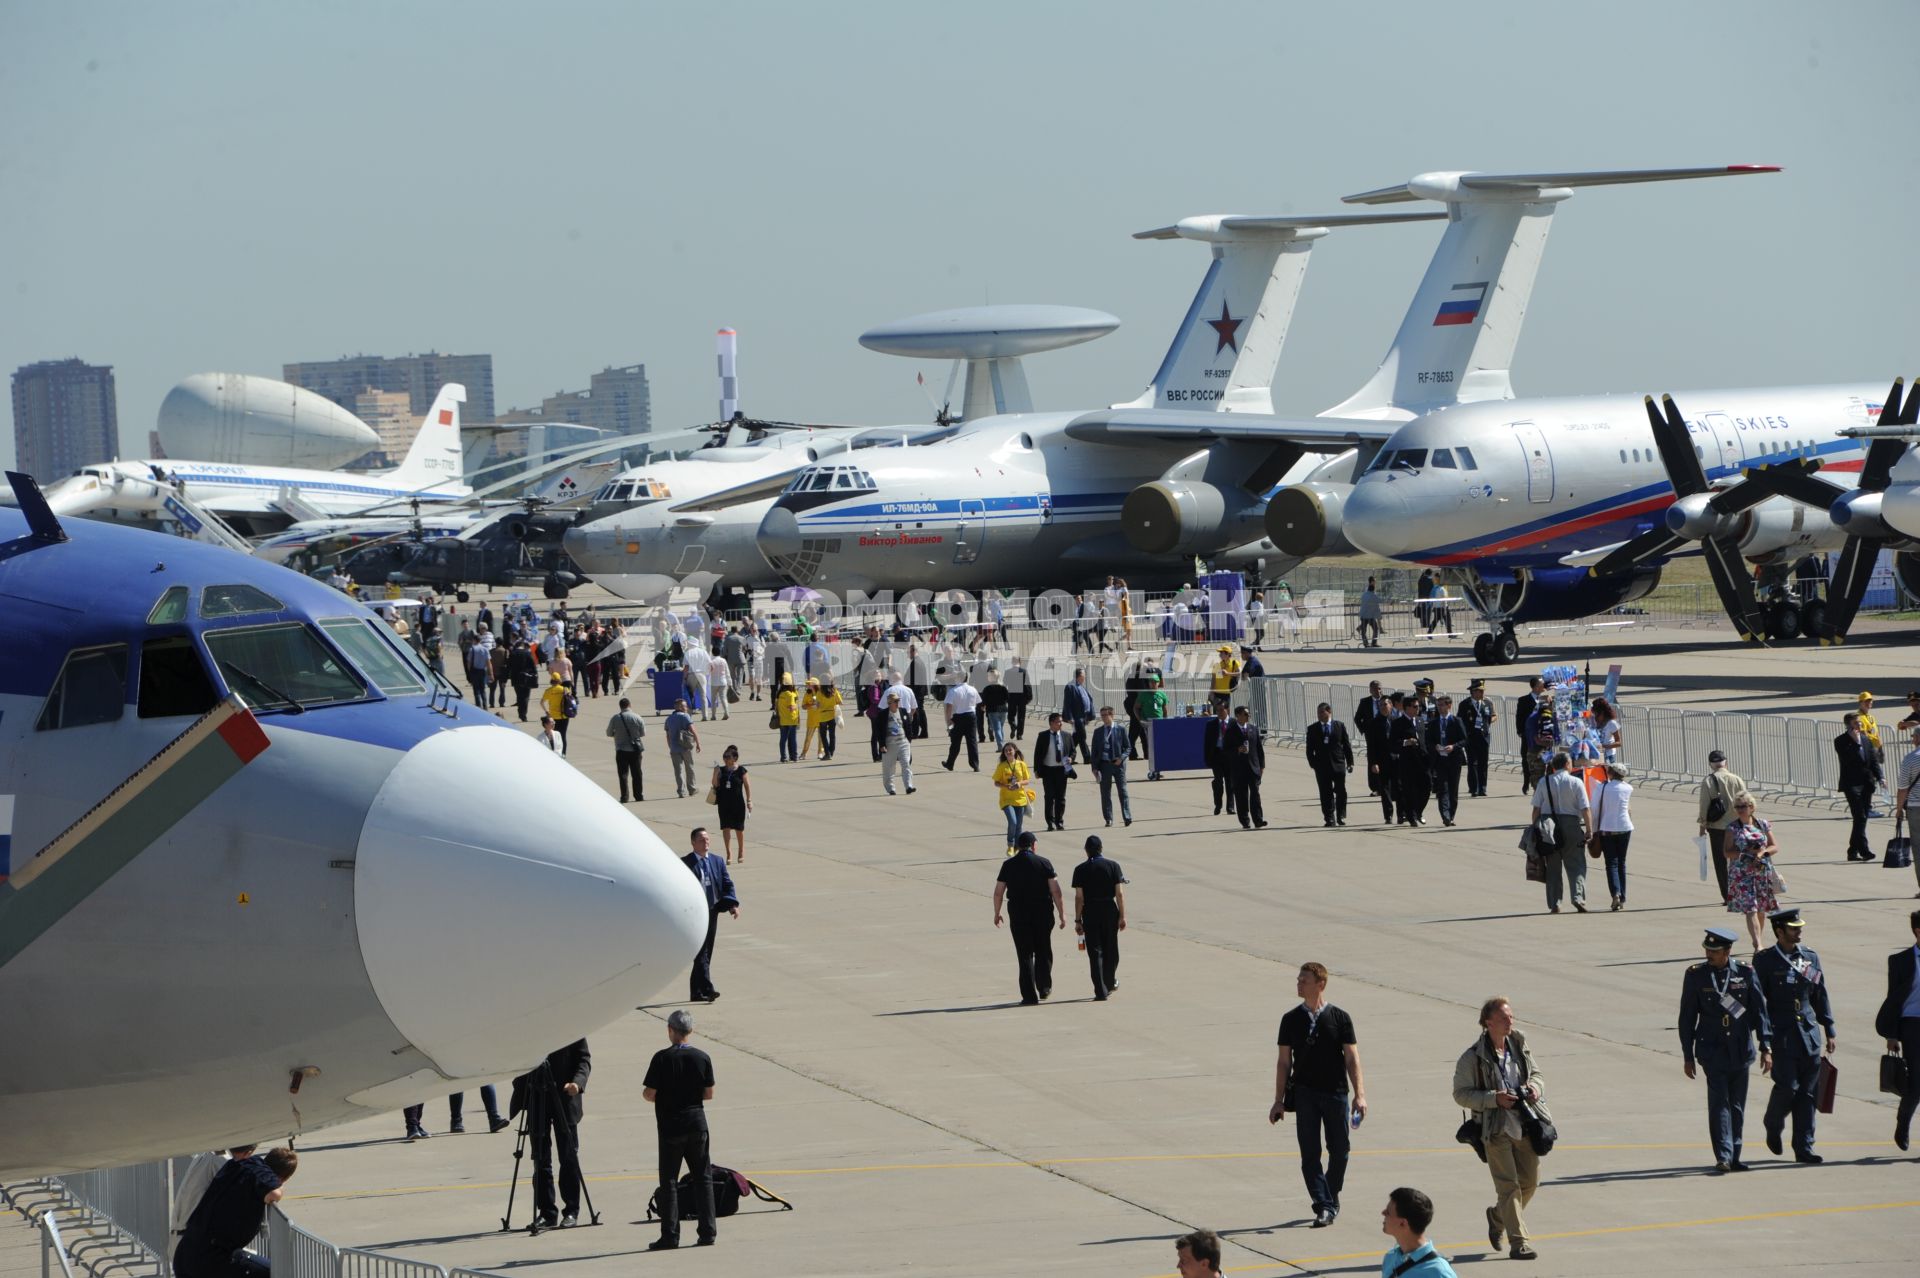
[
  {"left": 510, "top": 1040, "right": 591, "bottom": 1230},
  {"left": 1452, "top": 998, "right": 1551, "bottom": 1262}
]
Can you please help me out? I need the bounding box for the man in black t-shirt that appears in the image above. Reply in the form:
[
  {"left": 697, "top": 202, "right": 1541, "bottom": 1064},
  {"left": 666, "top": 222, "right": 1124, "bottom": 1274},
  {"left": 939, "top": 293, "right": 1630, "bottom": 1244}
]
[
  {"left": 993, "top": 831, "right": 1066, "bottom": 1004},
  {"left": 1071, "top": 836, "right": 1127, "bottom": 1000},
  {"left": 1267, "top": 963, "right": 1367, "bottom": 1228},
  {"left": 643, "top": 1010, "right": 718, "bottom": 1250},
  {"left": 173, "top": 1148, "right": 297, "bottom": 1278}
]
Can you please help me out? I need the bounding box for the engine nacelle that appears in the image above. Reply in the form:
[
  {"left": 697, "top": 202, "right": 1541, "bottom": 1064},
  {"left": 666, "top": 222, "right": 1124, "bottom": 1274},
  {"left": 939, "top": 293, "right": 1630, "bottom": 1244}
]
[
  {"left": 1665, "top": 493, "right": 1737, "bottom": 541},
  {"left": 1121, "top": 481, "right": 1263, "bottom": 556},
  {"left": 1736, "top": 502, "right": 1837, "bottom": 562},
  {"left": 1264, "top": 482, "right": 1355, "bottom": 559}
]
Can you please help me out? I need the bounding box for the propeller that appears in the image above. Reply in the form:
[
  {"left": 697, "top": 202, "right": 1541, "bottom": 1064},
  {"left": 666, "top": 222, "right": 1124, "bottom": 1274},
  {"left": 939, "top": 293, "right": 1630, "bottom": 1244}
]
[
  {"left": 916, "top": 360, "right": 963, "bottom": 428},
  {"left": 1819, "top": 376, "right": 1917, "bottom": 642}
]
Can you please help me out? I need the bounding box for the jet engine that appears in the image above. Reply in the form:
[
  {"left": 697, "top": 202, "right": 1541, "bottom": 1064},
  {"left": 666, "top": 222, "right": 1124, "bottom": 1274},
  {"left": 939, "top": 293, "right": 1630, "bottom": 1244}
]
[
  {"left": 1264, "top": 481, "right": 1355, "bottom": 558},
  {"left": 1121, "top": 481, "right": 1264, "bottom": 556}
]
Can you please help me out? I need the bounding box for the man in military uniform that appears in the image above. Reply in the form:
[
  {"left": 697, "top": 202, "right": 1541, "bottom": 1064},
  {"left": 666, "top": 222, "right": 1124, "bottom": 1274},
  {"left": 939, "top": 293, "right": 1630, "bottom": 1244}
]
[
  {"left": 1461, "top": 679, "right": 1497, "bottom": 798},
  {"left": 1425, "top": 693, "right": 1469, "bottom": 827},
  {"left": 1679, "top": 927, "right": 1773, "bottom": 1172},
  {"left": 1752, "top": 908, "right": 1837, "bottom": 1163}
]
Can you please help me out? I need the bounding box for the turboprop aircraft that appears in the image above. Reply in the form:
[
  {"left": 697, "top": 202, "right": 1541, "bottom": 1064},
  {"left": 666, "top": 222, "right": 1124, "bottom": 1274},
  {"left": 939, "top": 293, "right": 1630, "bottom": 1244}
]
[{"left": 0, "top": 472, "right": 706, "bottom": 1176}]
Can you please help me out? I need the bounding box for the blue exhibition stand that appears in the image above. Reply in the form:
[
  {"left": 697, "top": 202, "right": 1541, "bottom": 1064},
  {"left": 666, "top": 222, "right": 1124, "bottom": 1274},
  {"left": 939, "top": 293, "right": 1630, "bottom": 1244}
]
[{"left": 1149, "top": 717, "right": 1211, "bottom": 774}]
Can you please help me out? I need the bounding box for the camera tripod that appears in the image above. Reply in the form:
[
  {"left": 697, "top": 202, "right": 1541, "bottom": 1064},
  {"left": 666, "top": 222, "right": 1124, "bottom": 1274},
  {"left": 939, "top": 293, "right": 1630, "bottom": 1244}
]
[{"left": 500, "top": 1060, "right": 601, "bottom": 1235}]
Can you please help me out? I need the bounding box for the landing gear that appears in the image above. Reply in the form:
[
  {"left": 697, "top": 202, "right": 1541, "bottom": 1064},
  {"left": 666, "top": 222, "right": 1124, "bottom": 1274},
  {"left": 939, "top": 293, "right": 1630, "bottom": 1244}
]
[
  {"left": 1801, "top": 599, "right": 1827, "bottom": 641},
  {"left": 455, "top": 590, "right": 471, "bottom": 603},
  {"left": 1472, "top": 623, "right": 1521, "bottom": 666},
  {"left": 541, "top": 574, "right": 571, "bottom": 600},
  {"left": 1763, "top": 599, "right": 1802, "bottom": 642}
]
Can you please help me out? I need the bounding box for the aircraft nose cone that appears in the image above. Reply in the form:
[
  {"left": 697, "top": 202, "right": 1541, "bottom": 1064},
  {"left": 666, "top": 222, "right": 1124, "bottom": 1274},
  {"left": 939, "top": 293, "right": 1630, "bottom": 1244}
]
[
  {"left": 1343, "top": 480, "right": 1415, "bottom": 558},
  {"left": 758, "top": 505, "right": 801, "bottom": 560},
  {"left": 353, "top": 728, "right": 708, "bottom": 1078}
]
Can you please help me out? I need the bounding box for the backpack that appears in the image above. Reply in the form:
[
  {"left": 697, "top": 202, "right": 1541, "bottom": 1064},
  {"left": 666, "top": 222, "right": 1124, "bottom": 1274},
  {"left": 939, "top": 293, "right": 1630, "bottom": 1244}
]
[
  {"left": 561, "top": 690, "right": 580, "bottom": 718},
  {"left": 677, "top": 727, "right": 698, "bottom": 753},
  {"left": 644, "top": 1165, "right": 787, "bottom": 1221}
]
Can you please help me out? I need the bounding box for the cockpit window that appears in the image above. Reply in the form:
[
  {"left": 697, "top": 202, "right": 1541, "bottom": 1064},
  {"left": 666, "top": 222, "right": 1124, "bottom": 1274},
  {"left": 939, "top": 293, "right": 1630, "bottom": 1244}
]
[
  {"left": 138, "top": 637, "right": 219, "bottom": 719},
  {"left": 36, "top": 645, "right": 128, "bottom": 730},
  {"left": 1432, "top": 449, "right": 1457, "bottom": 469},
  {"left": 786, "top": 466, "right": 877, "bottom": 495},
  {"left": 1456, "top": 446, "right": 1478, "bottom": 471},
  {"left": 203, "top": 623, "right": 365, "bottom": 711},
  {"left": 1391, "top": 449, "right": 1427, "bottom": 470},
  {"left": 147, "top": 585, "right": 190, "bottom": 625},
  {"left": 1365, "top": 450, "right": 1394, "bottom": 474},
  {"left": 200, "top": 583, "right": 285, "bottom": 618},
  {"left": 319, "top": 618, "right": 429, "bottom": 695}
]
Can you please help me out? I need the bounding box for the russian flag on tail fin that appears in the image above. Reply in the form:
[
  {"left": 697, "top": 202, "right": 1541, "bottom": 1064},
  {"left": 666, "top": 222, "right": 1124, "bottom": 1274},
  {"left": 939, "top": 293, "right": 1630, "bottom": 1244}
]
[{"left": 1433, "top": 281, "right": 1489, "bottom": 327}]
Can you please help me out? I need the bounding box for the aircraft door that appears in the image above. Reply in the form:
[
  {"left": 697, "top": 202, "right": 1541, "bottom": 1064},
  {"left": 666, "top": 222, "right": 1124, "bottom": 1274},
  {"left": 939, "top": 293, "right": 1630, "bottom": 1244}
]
[
  {"left": 953, "top": 498, "right": 985, "bottom": 565},
  {"left": 1512, "top": 422, "right": 1554, "bottom": 504},
  {"left": 1700, "top": 412, "right": 1743, "bottom": 474}
]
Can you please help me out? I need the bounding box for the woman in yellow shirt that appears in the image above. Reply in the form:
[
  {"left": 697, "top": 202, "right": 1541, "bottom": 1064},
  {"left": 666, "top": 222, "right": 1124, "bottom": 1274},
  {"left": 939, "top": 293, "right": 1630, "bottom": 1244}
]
[
  {"left": 992, "top": 742, "right": 1034, "bottom": 854},
  {"left": 800, "top": 676, "right": 823, "bottom": 760},
  {"left": 813, "top": 680, "right": 844, "bottom": 760},
  {"left": 539, "top": 671, "right": 572, "bottom": 756},
  {"left": 775, "top": 672, "right": 801, "bottom": 761}
]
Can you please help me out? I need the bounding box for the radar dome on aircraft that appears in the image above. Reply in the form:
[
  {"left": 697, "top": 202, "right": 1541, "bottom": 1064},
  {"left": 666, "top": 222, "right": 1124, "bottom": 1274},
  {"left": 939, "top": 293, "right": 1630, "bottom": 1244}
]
[
  {"left": 157, "top": 373, "right": 381, "bottom": 469},
  {"left": 859, "top": 305, "right": 1120, "bottom": 359}
]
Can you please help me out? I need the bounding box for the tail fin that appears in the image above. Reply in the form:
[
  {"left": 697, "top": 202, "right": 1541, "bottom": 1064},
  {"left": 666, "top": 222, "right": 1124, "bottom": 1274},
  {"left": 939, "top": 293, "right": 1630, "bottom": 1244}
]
[
  {"left": 1323, "top": 165, "right": 1779, "bottom": 421},
  {"left": 1118, "top": 212, "right": 1444, "bottom": 414},
  {"left": 386, "top": 383, "right": 467, "bottom": 491}
]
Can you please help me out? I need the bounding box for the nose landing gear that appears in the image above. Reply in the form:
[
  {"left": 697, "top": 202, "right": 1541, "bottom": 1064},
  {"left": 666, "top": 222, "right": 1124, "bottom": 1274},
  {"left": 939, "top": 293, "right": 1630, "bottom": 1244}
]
[{"left": 1473, "top": 622, "right": 1521, "bottom": 666}]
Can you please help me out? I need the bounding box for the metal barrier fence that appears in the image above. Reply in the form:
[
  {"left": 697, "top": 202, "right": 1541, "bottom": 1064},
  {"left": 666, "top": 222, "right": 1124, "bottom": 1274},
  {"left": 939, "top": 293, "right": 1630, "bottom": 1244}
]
[{"left": 3, "top": 1163, "right": 500, "bottom": 1278}]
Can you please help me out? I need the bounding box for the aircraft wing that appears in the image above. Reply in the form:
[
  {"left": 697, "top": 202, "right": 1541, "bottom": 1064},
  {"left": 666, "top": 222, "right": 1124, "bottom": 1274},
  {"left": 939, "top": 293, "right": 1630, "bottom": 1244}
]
[
  {"left": 1062, "top": 408, "right": 1397, "bottom": 450},
  {"left": 666, "top": 467, "right": 809, "bottom": 514}
]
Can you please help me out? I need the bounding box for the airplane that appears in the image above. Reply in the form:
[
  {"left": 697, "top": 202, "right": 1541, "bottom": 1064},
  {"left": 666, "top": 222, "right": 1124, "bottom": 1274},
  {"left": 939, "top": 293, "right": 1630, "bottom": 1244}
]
[
  {"left": 30, "top": 383, "right": 473, "bottom": 539},
  {"left": 559, "top": 318, "right": 1050, "bottom": 604},
  {"left": 0, "top": 472, "right": 707, "bottom": 1176},
  {"left": 738, "top": 208, "right": 1450, "bottom": 595}
]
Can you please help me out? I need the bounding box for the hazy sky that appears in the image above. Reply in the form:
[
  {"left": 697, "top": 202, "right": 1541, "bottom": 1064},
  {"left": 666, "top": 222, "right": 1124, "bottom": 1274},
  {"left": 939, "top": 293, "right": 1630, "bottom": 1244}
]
[{"left": 4, "top": 0, "right": 1914, "bottom": 471}]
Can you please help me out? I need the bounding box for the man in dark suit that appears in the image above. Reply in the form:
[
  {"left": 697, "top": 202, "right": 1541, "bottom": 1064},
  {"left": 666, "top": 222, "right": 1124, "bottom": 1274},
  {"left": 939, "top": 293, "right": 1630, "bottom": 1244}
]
[
  {"left": 1225, "top": 706, "right": 1267, "bottom": 829},
  {"left": 683, "top": 828, "right": 739, "bottom": 1002},
  {"left": 1874, "top": 909, "right": 1920, "bottom": 1151},
  {"left": 1062, "top": 669, "right": 1096, "bottom": 763},
  {"left": 1089, "top": 705, "right": 1132, "bottom": 827},
  {"left": 1514, "top": 676, "right": 1545, "bottom": 795},
  {"left": 1354, "top": 683, "right": 1393, "bottom": 822},
  {"left": 1835, "top": 711, "right": 1883, "bottom": 862},
  {"left": 1387, "top": 694, "right": 1428, "bottom": 826},
  {"left": 1305, "top": 702, "right": 1353, "bottom": 827},
  {"left": 511, "top": 1039, "right": 592, "bottom": 1230},
  {"left": 1203, "top": 702, "right": 1236, "bottom": 819},
  {"left": 1425, "top": 693, "right": 1470, "bottom": 827},
  {"left": 1031, "top": 712, "right": 1076, "bottom": 831}
]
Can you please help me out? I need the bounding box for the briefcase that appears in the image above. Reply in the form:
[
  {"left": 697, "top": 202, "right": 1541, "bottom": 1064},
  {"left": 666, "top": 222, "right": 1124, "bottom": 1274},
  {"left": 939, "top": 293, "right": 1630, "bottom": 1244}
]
[
  {"left": 1884, "top": 814, "right": 1913, "bottom": 869},
  {"left": 1881, "top": 1053, "right": 1909, "bottom": 1096},
  {"left": 1816, "top": 1058, "right": 1838, "bottom": 1114}
]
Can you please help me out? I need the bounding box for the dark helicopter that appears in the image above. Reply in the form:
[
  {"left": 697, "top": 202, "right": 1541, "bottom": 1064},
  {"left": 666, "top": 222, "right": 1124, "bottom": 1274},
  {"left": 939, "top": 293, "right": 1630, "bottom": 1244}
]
[{"left": 339, "top": 497, "right": 587, "bottom": 602}]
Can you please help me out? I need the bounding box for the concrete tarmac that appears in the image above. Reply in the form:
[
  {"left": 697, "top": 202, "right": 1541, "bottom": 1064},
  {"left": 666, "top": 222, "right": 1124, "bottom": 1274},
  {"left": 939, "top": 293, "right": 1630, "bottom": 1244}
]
[{"left": 276, "top": 615, "right": 1916, "bottom": 1277}]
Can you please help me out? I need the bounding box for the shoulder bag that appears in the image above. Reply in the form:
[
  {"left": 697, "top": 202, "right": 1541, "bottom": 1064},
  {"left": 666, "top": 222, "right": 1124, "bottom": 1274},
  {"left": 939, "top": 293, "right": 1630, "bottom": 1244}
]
[
  {"left": 1587, "top": 781, "right": 1608, "bottom": 858},
  {"left": 1881, "top": 1052, "right": 1909, "bottom": 1096},
  {"left": 1518, "top": 1096, "right": 1558, "bottom": 1156}
]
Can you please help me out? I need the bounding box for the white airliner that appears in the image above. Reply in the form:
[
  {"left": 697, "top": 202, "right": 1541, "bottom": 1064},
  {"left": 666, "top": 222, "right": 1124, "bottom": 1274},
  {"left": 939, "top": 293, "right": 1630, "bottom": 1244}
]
[
  {"left": 736, "top": 206, "right": 1453, "bottom": 593},
  {"left": 35, "top": 383, "right": 472, "bottom": 539},
  {"left": 0, "top": 472, "right": 706, "bottom": 1176}
]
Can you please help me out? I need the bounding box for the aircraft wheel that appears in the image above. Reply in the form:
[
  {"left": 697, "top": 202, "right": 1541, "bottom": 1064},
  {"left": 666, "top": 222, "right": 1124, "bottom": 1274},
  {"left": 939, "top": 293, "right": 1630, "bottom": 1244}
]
[
  {"left": 1472, "top": 633, "right": 1495, "bottom": 664},
  {"left": 1767, "top": 601, "right": 1802, "bottom": 642},
  {"left": 455, "top": 590, "right": 470, "bottom": 603},
  {"left": 1800, "top": 600, "right": 1827, "bottom": 641},
  {"left": 1495, "top": 631, "right": 1521, "bottom": 665}
]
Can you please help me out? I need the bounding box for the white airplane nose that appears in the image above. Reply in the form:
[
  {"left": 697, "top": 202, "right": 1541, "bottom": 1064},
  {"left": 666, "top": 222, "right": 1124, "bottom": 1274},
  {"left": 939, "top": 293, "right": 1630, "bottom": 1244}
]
[
  {"left": 758, "top": 505, "right": 802, "bottom": 559},
  {"left": 1343, "top": 480, "right": 1415, "bottom": 558},
  {"left": 353, "top": 728, "right": 708, "bottom": 1078}
]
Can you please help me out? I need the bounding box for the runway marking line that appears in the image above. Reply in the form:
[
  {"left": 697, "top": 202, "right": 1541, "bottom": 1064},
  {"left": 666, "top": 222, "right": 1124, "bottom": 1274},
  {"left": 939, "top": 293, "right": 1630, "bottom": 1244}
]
[
  {"left": 1160, "top": 1197, "right": 1920, "bottom": 1276},
  {"left": 290, "top": 1140, "right": 1899, "bottom": 1202}
]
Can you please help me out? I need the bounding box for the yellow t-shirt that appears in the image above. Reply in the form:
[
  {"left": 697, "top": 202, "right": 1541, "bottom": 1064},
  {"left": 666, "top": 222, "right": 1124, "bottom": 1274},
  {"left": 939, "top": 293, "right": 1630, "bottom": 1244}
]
[
  {"left": 993, "top": 759, "right": 1032, "bottom": 808},
  {"left": 1859, "top": 709, "right": 1882, "bottom": 750},
  {"left": 1211, "top": 658, "right": 1242, "bottom": 694},
  {"left": 812, "top": 688, "right": 843, "bottom": 726},
  {"left": 541, "top": 684, "right": 569, "bottom": 722},
  {"left": 776, "top": 689, "right": 801, "bottom": 726}
]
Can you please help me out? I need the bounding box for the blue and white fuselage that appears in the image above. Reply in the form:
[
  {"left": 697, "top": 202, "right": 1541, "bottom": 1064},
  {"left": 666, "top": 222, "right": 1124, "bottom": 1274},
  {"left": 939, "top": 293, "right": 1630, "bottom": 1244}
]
[{"left": 0, "top": 503, "right": 706, "bottom": 1176}]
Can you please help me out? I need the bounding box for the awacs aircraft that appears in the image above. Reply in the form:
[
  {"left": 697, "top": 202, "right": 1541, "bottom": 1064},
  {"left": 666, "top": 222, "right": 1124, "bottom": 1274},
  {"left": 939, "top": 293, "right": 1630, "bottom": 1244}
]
[
  {"left": 558, "top": 314, "right": 1068, "bottom": 603},
  {"left": 0, "top": 473, "right": 705, "bottom": 1176},
  {"left": 31, "top": 383, "right": 472, "bottom": 540},
  {"left": 744, "top": 208, "right": 1447, "bottom": 593}
]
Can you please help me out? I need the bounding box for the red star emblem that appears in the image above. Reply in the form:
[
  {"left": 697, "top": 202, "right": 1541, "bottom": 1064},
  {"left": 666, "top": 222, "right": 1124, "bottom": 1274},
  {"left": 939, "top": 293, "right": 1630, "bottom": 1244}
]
[{"left": 1206, "top": 300, "right": 1243, "bottom": 355}]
